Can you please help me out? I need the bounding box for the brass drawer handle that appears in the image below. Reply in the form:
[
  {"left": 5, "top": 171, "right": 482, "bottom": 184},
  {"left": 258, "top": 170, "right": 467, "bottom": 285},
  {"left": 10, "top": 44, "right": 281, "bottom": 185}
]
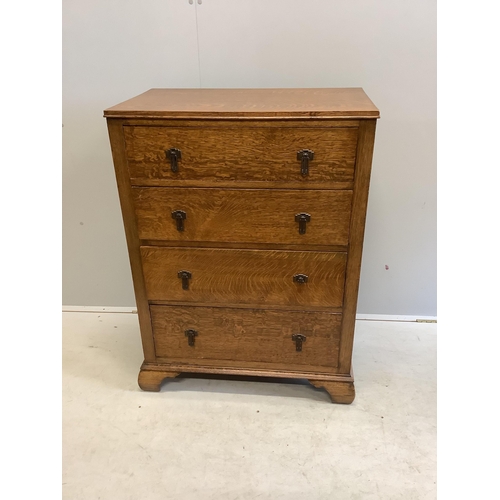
[
  {"left": 185, "top": 329, "right": 198, "bottom": 346},
  {"left": 171, "top": 210, "right": 187, "bottom": 232},
  {"left": 293, "top": 273, "right": 308, "bottom": 284},
  {"left": 178, "top": 270, "right": 192, "bottom": 290},
  {"left": 292, "top": 334, "right": 307, "bottom": 351},
  {"left": 297, "top": 149, "right": 314, "bottom": 176},
  {"left": 166, "top": 148, "right": 182, "bottom": 173},
  {"left": 294, "top": 213, "right": 311, "bottom": 235}
]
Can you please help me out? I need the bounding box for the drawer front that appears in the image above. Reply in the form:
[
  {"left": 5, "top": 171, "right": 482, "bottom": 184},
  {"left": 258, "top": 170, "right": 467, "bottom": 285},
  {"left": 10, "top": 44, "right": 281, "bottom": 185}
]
[
  {"left": 133, "top": 187, "right": 352, "bottom": 246},
  {"left": 124, "top": 126, "right": 358, "bottom": 188},
  {"left": 151, "top": 305, "right": 341, "bottom": 371},
  {"left": 141, "top": 246, "right": 346, "bottom": 308}
]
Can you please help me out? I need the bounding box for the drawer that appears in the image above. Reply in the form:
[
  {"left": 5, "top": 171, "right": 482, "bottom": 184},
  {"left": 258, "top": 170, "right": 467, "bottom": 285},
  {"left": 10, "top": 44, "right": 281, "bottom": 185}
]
[
  {"left": 133, "top": 187, "right": 352, "bottom": 246},
  {"left": 151, "top": 305, "right": 341, "bottom": 372},
  {"left": 124, "top": 125, "right": 358, "bottom": 188},
  {"left": 141, "top": 246, "right": 346, "bottom": 308}
]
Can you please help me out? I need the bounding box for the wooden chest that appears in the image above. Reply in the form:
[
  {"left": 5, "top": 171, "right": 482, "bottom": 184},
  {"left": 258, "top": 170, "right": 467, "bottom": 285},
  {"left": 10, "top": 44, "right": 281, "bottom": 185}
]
[{"left": 104, "top": 88, "right": 379, "bottom": 403}]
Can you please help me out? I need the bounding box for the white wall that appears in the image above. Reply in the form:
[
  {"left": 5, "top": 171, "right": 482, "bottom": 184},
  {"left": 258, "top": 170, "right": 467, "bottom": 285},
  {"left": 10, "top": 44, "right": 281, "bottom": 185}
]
[{"left": 63, "top": 0, "right": 436, "bottom": 315}]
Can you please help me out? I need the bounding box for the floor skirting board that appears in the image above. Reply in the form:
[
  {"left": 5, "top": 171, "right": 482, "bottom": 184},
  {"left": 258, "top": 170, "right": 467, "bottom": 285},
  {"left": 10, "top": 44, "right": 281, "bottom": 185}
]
[
  {"left": 356, "top": 314, "right": 437, "bottom": 323},
  {"left": 62, "top": 305, "right": 137, "bottom": 314},
  {"left": 62, "top": 306, "right": 436, "bottom": 323}
]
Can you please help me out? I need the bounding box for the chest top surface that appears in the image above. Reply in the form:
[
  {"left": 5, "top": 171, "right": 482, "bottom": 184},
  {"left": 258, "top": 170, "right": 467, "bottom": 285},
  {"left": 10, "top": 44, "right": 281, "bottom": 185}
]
[{"left": 103, "top": 88, "right": 380, "bottom": 119}]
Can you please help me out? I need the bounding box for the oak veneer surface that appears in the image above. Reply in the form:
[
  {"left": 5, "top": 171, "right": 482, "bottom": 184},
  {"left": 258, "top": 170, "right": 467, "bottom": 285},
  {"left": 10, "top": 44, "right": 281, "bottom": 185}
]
[
  {"left": 150, "top": 305, "right": 341, "bottom": 371},
  {"left": 104, "top": 88, "right": 379, "bottom": 118},
  {"left": 105, "top": 87, "right": 378, "bottom": 404},
  {"left": 124, "top": 126, "right": 357, "bottom": 187},
  {"left": 141, "top": 246, "right": 347, "bottom": 308},
  {"left": 132, "top": 187, "right": 352, "bottom": 246}
]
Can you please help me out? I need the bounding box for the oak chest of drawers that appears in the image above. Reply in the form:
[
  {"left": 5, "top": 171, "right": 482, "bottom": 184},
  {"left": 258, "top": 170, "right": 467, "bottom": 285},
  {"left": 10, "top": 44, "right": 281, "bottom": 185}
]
[{"left": 104, "top": 88, "right": 379, "bottom": 403}]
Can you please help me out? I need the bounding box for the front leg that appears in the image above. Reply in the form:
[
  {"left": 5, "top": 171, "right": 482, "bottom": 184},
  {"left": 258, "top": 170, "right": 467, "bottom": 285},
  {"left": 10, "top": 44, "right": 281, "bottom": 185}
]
[
  {"left": 138, "top": 365, "right": 180, "bottom": 392},
  {"left": 309, "top": 379, "right": 355, "bottom": 404}
]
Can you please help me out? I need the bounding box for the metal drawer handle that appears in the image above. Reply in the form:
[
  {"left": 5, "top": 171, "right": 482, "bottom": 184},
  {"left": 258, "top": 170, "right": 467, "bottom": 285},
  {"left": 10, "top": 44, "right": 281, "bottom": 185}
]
[
  {"left": 178, "top": 270, "right": 192, "bottom": 290},
  {"left": 166, "top": 148, "right": 182, "bottom": 173},
  {"left": 171, "top": 210, "right": 187, "bottom": 232},
  {"left": 185, "top": 329, "right": 198, "bottom": 346},
  {"left": 293, "top": 273, "right": 309, "bottom": 284},
  {"left": 294, "top": 213, "right": 311, "bottom": 235},
  {"left": 291, "top": 334, "right": 307, "bottom": 351},
  {"left": 297, "top": 149, "right": 314, "bottom": 176}
]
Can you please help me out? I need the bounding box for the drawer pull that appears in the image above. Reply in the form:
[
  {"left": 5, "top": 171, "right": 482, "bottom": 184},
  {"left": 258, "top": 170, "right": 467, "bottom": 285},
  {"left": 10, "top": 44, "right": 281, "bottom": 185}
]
[
  {"left": 178, "top": 270, "right": 192, "bottom": 290},
  {"left": 171, "top": 210, "right": 187, "bottom": 232},
  {"left": 294, "top": 213, "right": 311, "bottom": 234},
  {"left": 293, "top": 273, "right": 309, "bottom": 284},
  {"left": 184, "top": 329, "right": 198, "bottom": 347},
  {"left": 291, "top": 334, "right": 307, "bottom": 351},
  {"left": 165, "top": 148, "right": 182, "bottom": 173},
  {"left": 297, "top": 149, "right": 314, "bottom": 176}
]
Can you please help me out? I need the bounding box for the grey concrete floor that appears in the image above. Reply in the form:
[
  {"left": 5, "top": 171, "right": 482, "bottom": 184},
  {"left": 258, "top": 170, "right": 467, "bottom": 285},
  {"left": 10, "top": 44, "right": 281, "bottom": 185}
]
[{"left": 63, "top": 312, "right": 436, "bottom": 500}]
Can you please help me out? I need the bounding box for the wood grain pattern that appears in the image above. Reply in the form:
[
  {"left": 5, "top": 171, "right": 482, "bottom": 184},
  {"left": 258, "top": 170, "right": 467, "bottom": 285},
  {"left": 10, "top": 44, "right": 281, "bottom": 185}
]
[
  {"left": 141, "top": 362, "right": 353, "bottom": 380},
  {"left": 124, "top": 126, "right": 358, "bottom": 188},
  {"left": 138, "top": 368, "right": 179, "bottom": 392},
  {"left": 123, "top": 118, "right": 361, "bottom": 128},
  {"left": 128, "top": 178, "right": 353, "bottom": 191},
  {"left": 149, "top": 300, "right": 343, "bottom": 313},
  {"left": 309, "top": 379, "right": 355, "bottom": 404},
  {"left": 141, "top": 361, "right": 354, "bottom": 381},
  {"left": 141, "top": 240, "right": 348, "bottom": 252},
  {"left": 141, "top": 246, "right": 347, "bottom": 308},
  {"left": 104, "top": 88, "right": 380, "bottom": 119},
  {"left": 132, "top": 187, "right": 352, "bottom": 246},
  {"left": 338, "top": 119, "right": 377, "bottom": 374},
  {"left": 150, "top": 305, "right": 341, "bottom": 372},
  {"left": 106, "top": 119, "right": 156, "bottom": 363}
]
